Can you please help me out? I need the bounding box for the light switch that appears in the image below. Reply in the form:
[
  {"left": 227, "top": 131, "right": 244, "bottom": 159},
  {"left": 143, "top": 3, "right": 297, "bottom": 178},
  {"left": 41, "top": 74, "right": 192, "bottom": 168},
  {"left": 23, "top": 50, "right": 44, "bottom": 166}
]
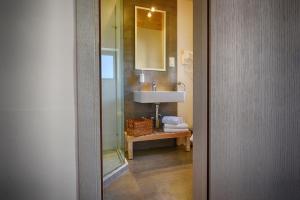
[{"left": 169, "top": 57, "right": 176, "bottom": 67}]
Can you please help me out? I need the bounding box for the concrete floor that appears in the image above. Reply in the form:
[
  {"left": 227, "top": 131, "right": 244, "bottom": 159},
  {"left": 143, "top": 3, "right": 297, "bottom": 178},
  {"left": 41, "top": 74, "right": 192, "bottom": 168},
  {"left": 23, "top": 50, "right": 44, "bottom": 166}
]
[{"left": 104, "top": 146, "right": 193, "bottom": 200}]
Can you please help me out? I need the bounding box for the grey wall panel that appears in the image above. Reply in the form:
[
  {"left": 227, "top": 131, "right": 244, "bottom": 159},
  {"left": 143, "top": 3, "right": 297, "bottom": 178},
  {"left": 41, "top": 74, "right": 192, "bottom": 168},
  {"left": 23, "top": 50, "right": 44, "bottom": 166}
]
[
  {"left": 0, "top": 1, "right": 77, "bottom": 200},
  {"left": 210, "top": 0, "right": 300, "bottom": 200}
]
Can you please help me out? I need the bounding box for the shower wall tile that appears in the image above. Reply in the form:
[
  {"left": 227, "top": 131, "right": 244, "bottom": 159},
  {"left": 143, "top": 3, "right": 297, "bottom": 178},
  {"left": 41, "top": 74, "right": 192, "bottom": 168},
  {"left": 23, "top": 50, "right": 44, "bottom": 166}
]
[
  {"left": 124, "top": 0, "right": 178, "bottom": 121},
  {"left": 124, "top": 0, "right": 178, "bottom": 149}
]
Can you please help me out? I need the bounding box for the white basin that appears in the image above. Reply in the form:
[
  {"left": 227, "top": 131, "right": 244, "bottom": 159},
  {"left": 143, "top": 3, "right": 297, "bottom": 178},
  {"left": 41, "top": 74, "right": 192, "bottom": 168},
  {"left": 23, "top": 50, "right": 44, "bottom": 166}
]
[{"left": 133, "top": 91, "right": 185, "bottom": 103}]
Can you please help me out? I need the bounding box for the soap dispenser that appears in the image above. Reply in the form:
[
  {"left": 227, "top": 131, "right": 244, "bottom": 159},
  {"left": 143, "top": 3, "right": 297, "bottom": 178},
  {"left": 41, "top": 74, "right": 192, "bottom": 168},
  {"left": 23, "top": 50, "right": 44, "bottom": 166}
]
[{"left": 139, "top": 71, "right": 145, "bottom": 83}]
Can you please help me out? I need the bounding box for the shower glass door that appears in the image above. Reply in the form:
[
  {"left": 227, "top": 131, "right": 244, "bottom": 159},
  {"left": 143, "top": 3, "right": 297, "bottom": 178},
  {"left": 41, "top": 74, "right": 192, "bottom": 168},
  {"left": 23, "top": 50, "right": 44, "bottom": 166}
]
[{"left": 101, "top": 0, "right": 125, "bottom": 177}]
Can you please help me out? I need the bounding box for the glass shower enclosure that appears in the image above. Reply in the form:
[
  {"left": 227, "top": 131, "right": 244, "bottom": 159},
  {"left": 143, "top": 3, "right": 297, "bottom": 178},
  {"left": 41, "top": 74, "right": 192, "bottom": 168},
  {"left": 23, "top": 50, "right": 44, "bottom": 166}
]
[{"left": 101, "top": 0, "right": 125, "bottom": 177}]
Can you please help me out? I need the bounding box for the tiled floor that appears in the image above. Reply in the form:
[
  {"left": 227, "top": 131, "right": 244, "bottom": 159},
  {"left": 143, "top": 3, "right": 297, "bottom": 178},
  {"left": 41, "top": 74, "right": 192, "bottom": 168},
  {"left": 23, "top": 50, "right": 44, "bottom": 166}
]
[{"left": 104, "top": 146, "right": 193, "bottom": 200}]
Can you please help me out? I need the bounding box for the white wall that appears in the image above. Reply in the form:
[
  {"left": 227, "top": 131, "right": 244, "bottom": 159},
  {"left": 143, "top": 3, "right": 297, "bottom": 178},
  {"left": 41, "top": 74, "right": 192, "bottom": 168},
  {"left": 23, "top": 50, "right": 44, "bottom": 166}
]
[
  {"left": 101, "top": 0, "right": 117, "bottom": 49},
  {"left": 177, "top": 0, "right": 193, "bottom": 128},
  {"left": 101, "top": 0, "right": 118, "bottom": 151},
  {"left": 0, "top": 1, "right": 77, "bottom": 200},
  {"left": 102, "top": 79, "right": 117, "bottom": 150}
]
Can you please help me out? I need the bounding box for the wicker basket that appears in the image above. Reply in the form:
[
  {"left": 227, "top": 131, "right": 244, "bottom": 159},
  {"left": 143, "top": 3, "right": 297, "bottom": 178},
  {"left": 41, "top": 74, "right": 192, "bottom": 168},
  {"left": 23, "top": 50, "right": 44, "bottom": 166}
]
[{"left": 126, "top": 118, "right": 153, "bottom": 137}]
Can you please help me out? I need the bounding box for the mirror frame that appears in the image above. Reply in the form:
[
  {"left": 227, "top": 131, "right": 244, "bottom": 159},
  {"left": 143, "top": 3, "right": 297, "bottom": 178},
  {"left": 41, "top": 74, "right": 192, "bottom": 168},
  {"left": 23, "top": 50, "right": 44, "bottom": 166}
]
[{"left": 135, "top": 6, "right": 167, "bottom": 71}]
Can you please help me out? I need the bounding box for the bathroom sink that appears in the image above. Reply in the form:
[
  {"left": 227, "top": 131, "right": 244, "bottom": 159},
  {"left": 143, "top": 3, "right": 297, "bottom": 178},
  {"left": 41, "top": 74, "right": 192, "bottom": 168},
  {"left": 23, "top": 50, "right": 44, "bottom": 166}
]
[{"left": 133, "top": 91, "right": 185, "bottom": 103}]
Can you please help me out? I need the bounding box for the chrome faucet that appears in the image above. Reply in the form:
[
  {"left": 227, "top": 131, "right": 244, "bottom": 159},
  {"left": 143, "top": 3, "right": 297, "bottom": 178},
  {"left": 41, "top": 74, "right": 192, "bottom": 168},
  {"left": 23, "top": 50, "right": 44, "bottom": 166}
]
[{"left": 152, "top": 81, "right": 157, "bottom": 91}]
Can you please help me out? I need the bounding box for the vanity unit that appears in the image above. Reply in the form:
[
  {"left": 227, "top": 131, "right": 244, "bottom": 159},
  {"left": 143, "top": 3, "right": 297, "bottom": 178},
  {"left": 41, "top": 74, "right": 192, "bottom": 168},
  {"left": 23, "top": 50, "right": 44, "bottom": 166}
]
[
  {"left": 134, "top": 90, "right": 185, "bottom": 128},
  {"left": 125, "top": 90, "right": 190, "bottom": 160},
  {"left": 124, "top": 5, "right": 191, "bottom": 160}
]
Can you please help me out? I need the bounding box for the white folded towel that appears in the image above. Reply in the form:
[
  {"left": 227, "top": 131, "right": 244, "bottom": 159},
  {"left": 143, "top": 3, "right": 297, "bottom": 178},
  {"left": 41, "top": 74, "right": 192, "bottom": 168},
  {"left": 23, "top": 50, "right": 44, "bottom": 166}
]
[
  {"left": 163, "top": 128, "right": 189, "bottom": 133},
  {"left": 164, "top": 123, "right": 189, "bottom": 129},
  {"left": 162, "top": 116, "right": 184, "bottom": 125}
]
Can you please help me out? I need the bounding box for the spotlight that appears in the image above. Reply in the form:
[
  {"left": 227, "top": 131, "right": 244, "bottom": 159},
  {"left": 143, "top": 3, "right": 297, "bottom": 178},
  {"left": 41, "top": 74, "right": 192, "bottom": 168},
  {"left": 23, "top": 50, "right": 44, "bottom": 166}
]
[
  {"left": 150, "top": 7, "right": 156, "bottom": 12},
  {"left": 147, "top": 12, "right": 152, "bottom": 18}
]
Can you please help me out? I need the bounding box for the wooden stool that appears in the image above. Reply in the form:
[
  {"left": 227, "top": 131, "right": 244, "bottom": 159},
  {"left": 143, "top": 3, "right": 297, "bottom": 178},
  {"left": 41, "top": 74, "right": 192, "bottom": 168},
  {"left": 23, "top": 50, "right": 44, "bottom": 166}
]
[{"left": 125, "top": 130, "right": 192, "bottom": 160}]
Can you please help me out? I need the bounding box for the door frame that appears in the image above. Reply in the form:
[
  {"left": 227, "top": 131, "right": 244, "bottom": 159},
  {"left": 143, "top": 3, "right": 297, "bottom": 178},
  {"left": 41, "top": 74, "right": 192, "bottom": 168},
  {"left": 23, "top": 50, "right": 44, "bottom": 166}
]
[
  {"left": 193, "top": 0, "right": 209, "bottom": 199},
  {"left": 75, "top": 0, "right": 209, "bottom": 199},
  {"left": 76, "top": 0, "right": 103, "bottom": 199}
]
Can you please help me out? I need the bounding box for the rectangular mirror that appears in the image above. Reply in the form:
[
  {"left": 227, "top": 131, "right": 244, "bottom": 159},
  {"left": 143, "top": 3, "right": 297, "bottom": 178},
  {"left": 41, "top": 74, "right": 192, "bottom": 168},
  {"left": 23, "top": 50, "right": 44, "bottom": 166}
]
[{"left": 135, "top": 6, "right": 166, "bottom": 71}]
